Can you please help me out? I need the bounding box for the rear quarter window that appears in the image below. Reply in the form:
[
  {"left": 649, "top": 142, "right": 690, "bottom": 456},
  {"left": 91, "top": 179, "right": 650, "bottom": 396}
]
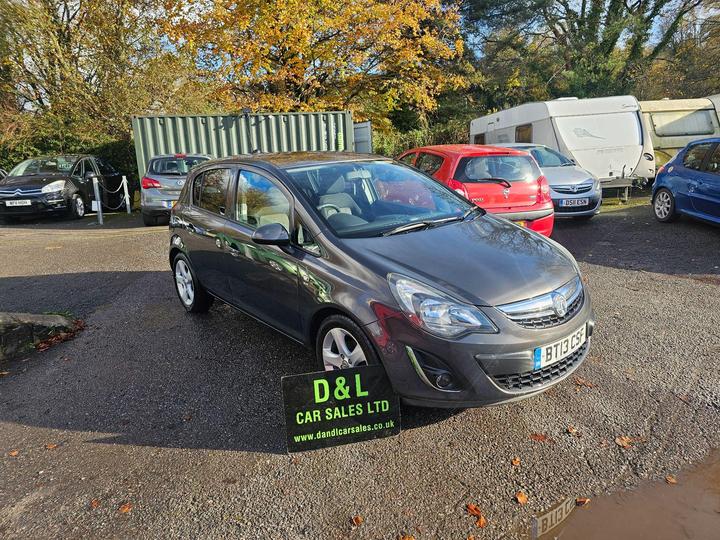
[{"left": 415, "top": 153, "right": 444, "bottom": 175}]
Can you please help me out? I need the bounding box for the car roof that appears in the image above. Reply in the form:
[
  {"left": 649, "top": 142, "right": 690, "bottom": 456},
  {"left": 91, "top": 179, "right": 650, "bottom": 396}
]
[
  {"left": 687, "top": 137, "right": 720, "bottom": 145},
  {"left": 494, "top": 143, "right": 548, "bottom": 149},
  {"left": 403, "top": 144, "right": 529, "bottom": 157},
  {"left": 150, "top": 153, "right": 211, "bottom": 159},
  {"left": 204, "top": 151, "right": 390, "bottom": 170}
]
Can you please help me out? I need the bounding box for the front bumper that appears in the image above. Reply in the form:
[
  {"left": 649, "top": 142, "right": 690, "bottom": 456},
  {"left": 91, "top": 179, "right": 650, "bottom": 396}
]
[
  {"left": 0, "top": 195, "right": 69, "bottom": 216},
  {"left": 552, "top": 194, "right": 602, "bottom": 217},
  {"left": 365, "top": 291, "right": 595, "bottom": 408}
]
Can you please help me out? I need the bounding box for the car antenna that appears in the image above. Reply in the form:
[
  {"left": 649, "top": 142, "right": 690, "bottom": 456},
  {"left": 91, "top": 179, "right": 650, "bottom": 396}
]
[{"left": 242, "top": 108, "right": 260, "bottom": 154}]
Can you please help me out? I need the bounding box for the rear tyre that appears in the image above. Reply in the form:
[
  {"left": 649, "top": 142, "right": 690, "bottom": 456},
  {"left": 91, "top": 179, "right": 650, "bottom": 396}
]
[
  {"left": 315, "top": 314, "right": 379, "bottom": 371},
  {"left": 172, "top": 253, "right": 213, "bottom": 313},
  {"left": 70, "top": 194, "right": 86, "bottom": 219},
  {"left": 652, "top": 188, "right": 677, "bottom": 223}
]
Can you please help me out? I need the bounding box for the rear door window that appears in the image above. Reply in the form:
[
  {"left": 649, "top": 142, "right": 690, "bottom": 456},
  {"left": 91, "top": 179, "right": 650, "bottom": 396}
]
[
  {"left": 196, "top": 168, "right": 232, "bottom": 215},
  {"left": 473, "top": 133, "right": 485, "bottom": 144},
  {"left": 415, "top": 153, "right": 444, "bottom": 176},
  {"left": 683, "top": 143, "right": 714, "bottom": 171}
]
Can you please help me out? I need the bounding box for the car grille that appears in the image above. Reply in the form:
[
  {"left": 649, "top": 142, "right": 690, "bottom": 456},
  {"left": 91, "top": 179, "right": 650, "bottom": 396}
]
[
  {"left": 553, "top": 184, "right": 593, "bottom": 194},
  {"left": 497, "top": 277, "right": 584, "bottom": 329},
  {"left": 0, "top": 187, "right": 43, "bottom": 197},
  {"left": 491, "top": 340, "right": 588, "bottom": 392},
  {"left": 513, "top": 291, "right": 583, "bottom": 329}
]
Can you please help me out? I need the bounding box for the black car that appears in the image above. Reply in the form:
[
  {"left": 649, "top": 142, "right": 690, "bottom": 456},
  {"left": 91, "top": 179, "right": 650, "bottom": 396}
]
[
  {"left": 0, "top": 155, "right": 125, "bottom": 222},
  {"left": 169, "top": 153, "right": 594, "bottom": 408}
]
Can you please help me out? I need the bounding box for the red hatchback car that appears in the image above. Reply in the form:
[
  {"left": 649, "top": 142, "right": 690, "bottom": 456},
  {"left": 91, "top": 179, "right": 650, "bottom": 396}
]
[{"left": 397, "top": 145, "right": 555, "bottom": 236}]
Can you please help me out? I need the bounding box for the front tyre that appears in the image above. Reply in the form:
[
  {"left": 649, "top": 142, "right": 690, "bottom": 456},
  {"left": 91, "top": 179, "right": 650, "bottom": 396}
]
[
  {"left": 172, "top": 253, "right": 213, "bottom": 313},
  {"left": 316, "top": 314, "right": 379, "bottom": 371},
  {"left": 653, "top": 188, "right": 677, "bottom": 222},
  {"left": 70, "top": 194, "right": 85, "bottom": 219}
]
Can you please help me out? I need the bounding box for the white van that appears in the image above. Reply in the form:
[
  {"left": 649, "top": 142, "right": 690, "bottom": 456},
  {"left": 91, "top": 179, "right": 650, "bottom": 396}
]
[
  {"left": 640, "top": 96, "right": 720, "bottom": 167},
  {"left": 469, "top": 96, "right": 656, "bottom": 186}
]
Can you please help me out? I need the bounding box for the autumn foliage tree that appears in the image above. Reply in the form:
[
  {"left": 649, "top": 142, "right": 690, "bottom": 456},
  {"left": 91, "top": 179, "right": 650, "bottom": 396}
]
[{"left": 161, "top": 0, "right": 467, "bottom": 127}]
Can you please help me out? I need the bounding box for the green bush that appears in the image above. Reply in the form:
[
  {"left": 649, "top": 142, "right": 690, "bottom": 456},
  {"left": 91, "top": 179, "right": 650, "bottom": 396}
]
[{"left": 372, "top": 119, "right": 470, "bottom": 157}]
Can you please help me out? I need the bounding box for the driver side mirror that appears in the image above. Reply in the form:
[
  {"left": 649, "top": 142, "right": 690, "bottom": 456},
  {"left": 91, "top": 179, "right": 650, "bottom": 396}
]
[{"left": 251, "top": 222, "right": 290, "bottom": 246}]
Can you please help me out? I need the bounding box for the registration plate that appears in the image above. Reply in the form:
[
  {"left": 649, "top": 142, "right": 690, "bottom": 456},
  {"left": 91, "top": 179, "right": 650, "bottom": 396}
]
[
  {"left": 533, "top": 324, "right": 587, "bottom": 369},
  {"left": 4, "top": 199, "right": 32, "bottom": 207},
  {"left": 560, "top": 198, "right": 589, "bottom": 207}
]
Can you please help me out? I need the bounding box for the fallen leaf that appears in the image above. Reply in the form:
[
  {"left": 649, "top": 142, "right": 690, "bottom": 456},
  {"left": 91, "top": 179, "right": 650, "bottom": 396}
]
[
  {"left": 35, "top": 320, "right": 85, "bottom": 352},
  {"left": 398, "top": 535, "right": 415, "bottom": 540},
  {"left": 575, "top": 497, "right": 591, "bottom": 507},
  {"left": 476, "top": 514, "right": 488, "bottom": 528},
  {"left": 182, "top": 414, "right": 192, "bottom": 422},
  {"left": 615, "top": 436, "right": 634, "bottom": 449},
  {"left": 466, "top": 503, "right": 482, "bottom": 516},
  {"left": 8, "top": 450, "right": 19, "bottom": 457},
  {"left": 574, "top": 376, "right": 595, "bottom": 389},
  {"left": 530, "top": 433, "right": 555, "bottom": 444},
  {"left": 511, "top": 457, "right": 521, "bottom": 467},
  {"left": 90, "top": 498, "right": 101, "bottom": 509},
  {"left": 665, "top": 475, "right": 677, "bottom": 485},
  {"left": 676, "top": 394, "right": 691, "bottom": 404},
  {"left": 118, "top": 502, "right": 132, "bottom": 514},
  {"left": 44, "top": 443, "right": 59, "bottom": 450},
  {"left": 515, "top": 491, "right": 529, "bottom": 505},
  {"left": 467, "top": 536, "right": 476, "bottom": 540},
  {"left": 0, "top": 371, "right": 10, "bottom": 377},
  {"left": 351, "top": 515, "right": 363, "bottom": 527},
  {"left": 567, "top": 426, "right": 580, "bottom": 437}
]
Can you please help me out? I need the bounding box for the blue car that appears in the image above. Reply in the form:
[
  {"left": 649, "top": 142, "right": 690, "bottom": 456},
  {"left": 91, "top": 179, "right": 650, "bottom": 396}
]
[{"left": 652, "top": 137, "right": 720, "bottom": 225}]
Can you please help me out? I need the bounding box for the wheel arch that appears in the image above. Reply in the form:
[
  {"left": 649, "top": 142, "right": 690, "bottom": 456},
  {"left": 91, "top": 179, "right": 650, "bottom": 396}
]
[{"left": 307, "top": 305, "right": 377, "bottom": 353}]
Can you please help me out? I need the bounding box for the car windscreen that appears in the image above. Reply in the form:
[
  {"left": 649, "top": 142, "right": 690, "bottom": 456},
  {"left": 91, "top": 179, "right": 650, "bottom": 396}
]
[
  {"left": 526, "top": 147, "right": 574, "bottom": 167},
  {"left": 8, "top": 156, "right": 78, "bottom": 176},
  {"left": 285, "top": 160, "right": 472, "bottom": 238},
  {"left": 454, "top": 155, "right": 541, "bottom": 183},
  {"left": 149, "top": 156, "right": 209, "bottom": 176}
]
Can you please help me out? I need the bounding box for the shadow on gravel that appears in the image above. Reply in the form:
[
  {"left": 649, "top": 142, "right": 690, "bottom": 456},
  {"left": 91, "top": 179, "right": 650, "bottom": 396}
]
[
  {"left": 0, "top": 211, "right": 148, "bottom": 231},
  {"left": 552, "top": 204, "right": 719, "bottom": 278},
  {"left": 0, "top": 271, "right": 454, "bottom": 456}
]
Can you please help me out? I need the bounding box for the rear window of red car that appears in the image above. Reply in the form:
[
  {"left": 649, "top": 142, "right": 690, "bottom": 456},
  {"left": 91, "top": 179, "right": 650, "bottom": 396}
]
[{"left": 454, "top": 155, "right": 540, "bottom": 183}]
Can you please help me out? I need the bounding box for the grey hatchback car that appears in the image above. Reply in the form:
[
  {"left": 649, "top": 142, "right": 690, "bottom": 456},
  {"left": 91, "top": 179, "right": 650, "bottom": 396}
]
[
  {"left": 141, "top": 153, "right": 210, "bottom": 225},
  {"left": 169, "top": 153, "right": 595, "bottom": 407}
]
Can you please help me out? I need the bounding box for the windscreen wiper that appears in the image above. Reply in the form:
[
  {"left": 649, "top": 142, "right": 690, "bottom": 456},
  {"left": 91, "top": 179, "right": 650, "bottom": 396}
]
[
  {"left": 477, "top": 177, "right": 512, "bottom": 188},
  {"left": 381, "top": 221, "right": 433, "bottom": 237},
  {"left": 432, "top": 207, "right": 484, "bottom": 226}
]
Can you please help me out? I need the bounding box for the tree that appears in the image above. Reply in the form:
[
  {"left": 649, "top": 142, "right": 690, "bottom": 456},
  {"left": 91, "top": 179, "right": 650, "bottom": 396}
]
[
  {"left": 0, "top": 0, "right": 217, "bottom": 172},
  {"left": 464, "top": 0, "right": 704, "bottom": 98},
  {"left": 161, "top": 0, "right": 467, "bottom": 128}
]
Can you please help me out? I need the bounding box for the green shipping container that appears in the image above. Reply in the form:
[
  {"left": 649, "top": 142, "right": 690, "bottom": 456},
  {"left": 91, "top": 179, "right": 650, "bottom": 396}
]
[{"left": 131, "top": 111, "right": 355, "bottom": 178}]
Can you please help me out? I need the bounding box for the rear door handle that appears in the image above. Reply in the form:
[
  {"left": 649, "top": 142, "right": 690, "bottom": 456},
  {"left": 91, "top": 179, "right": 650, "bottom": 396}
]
[{"left": 187, "top": 223, "right": 196, "bottom": 233}]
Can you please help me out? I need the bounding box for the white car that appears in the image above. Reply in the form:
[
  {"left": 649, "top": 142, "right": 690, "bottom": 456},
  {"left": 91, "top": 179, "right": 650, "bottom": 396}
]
[{"left": 497, "top": 144, "right": 602, "bottom": 220}]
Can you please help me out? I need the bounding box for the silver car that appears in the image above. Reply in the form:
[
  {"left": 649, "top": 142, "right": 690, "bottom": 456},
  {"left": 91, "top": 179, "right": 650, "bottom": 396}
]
[
  {"left": 141, "top": 154, "right": 210, "bottom": 226},
  {"left": 498, "top": 144, "right": 602, "bottom": 220}
]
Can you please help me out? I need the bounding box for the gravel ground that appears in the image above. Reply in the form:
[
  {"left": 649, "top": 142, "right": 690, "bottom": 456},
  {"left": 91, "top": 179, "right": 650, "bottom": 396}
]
[{"left": 0, "top": 206, "right": 719, "bottom": 539}]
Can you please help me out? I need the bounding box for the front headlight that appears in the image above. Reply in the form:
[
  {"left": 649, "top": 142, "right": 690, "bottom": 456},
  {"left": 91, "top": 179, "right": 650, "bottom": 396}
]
[
  {"left": 388, "top": 273, "right": 497, "bottom": 338},
  {"left": 41, "top": 180, "right": 66, "bottom": 193}
]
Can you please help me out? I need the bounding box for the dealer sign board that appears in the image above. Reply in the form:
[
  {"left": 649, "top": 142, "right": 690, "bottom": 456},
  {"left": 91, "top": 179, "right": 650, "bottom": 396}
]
[{"left": 282, "top": 365, "right": 401, "bottom": 453}]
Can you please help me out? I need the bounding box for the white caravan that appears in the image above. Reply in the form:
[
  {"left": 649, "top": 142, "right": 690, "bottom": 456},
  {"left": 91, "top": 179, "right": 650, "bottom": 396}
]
[
  {"left": 640, "top": 96, "right": 720, "bottom": 167},
  {"left": 469, "top": 96, "right": 656, "bottom": 185}
]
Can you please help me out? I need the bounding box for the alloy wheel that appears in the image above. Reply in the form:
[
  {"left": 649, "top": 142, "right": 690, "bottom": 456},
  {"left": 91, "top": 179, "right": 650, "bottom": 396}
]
[
  {"left": 654, "top": 191, "right": 672, "bottom": 219},
  {"left": 175, "top": 260, "right": 195, "bottom": 306},
  {"left": 321, "top": 327, "right": 367, "bottom": 370},
  {"left": 75, "top": 197, "right": 85, "bottom": 217}
]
